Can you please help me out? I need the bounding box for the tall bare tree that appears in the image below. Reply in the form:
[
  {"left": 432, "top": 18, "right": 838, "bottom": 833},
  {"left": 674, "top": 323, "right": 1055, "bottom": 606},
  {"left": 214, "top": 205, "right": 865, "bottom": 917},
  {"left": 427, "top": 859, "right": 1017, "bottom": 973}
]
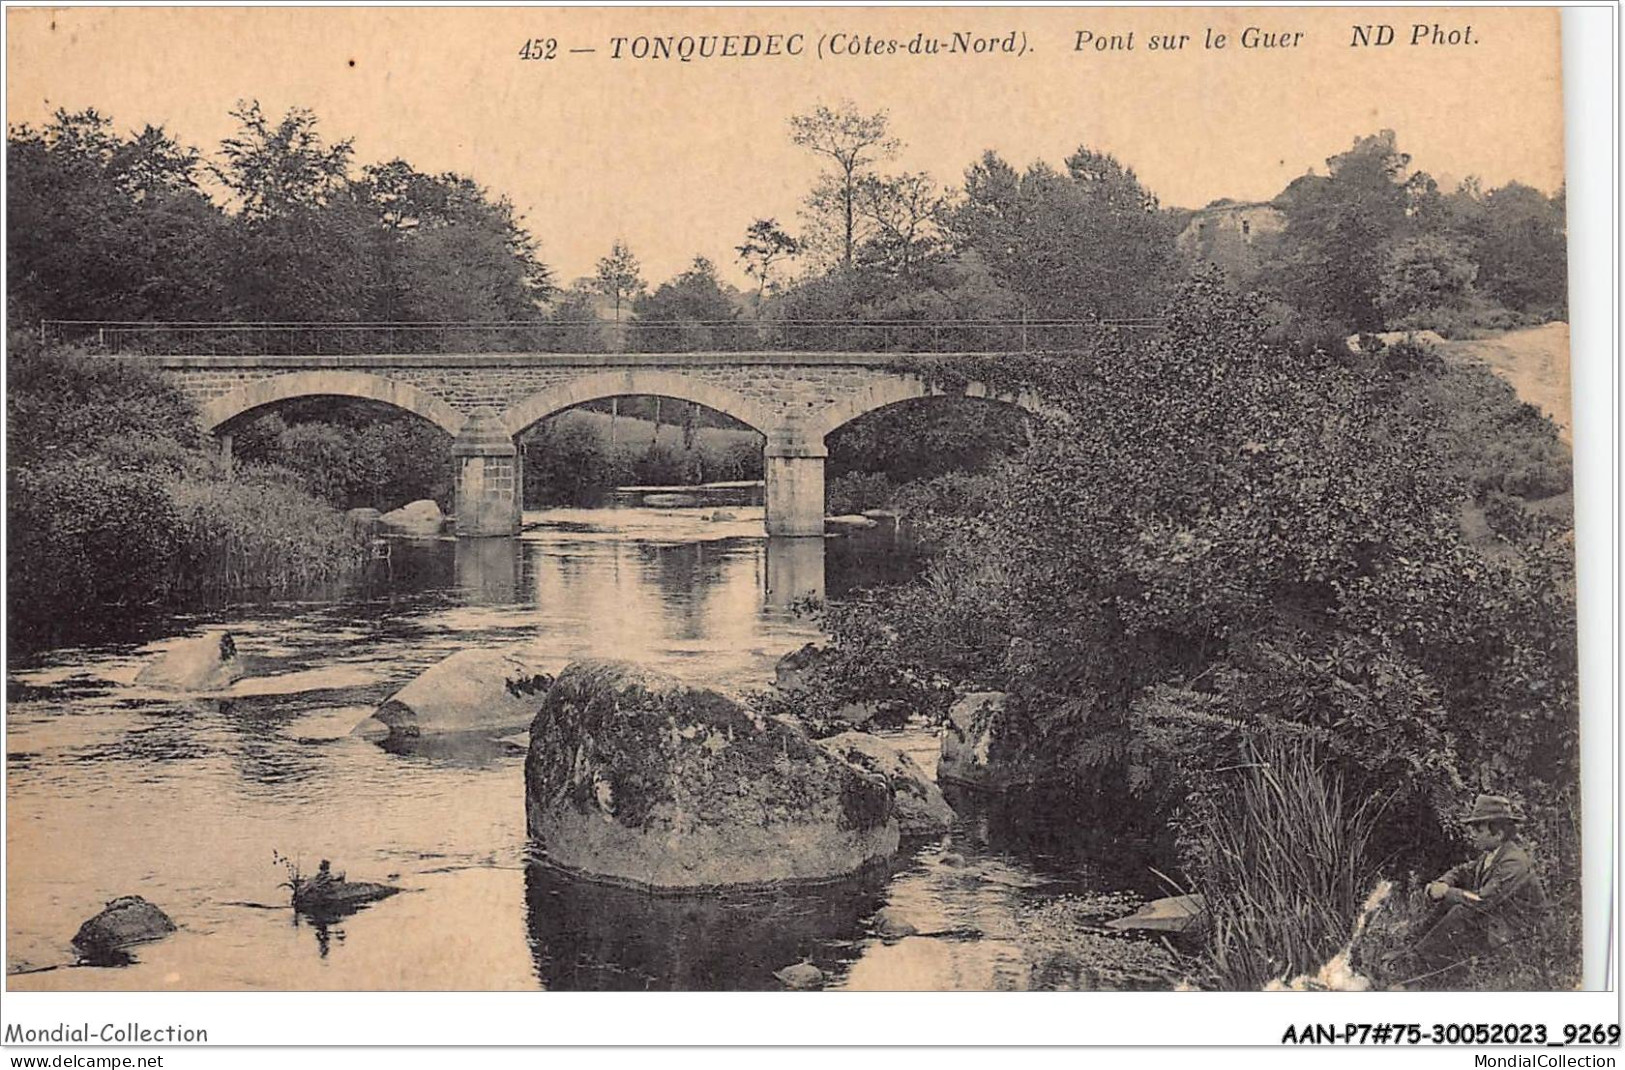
[{"left": 788, "top": 102, "right": 899, "bottom": 267}]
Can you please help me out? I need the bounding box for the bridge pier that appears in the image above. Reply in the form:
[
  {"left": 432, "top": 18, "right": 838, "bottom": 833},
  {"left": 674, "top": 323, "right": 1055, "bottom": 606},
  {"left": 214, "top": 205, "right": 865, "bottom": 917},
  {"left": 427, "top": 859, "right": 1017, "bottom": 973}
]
[
  {"left": 453, "top": 416, "right": 522, "bottom": 538},
  {"left": 763, "top": 438, "right": 826, "bottom": 538}
]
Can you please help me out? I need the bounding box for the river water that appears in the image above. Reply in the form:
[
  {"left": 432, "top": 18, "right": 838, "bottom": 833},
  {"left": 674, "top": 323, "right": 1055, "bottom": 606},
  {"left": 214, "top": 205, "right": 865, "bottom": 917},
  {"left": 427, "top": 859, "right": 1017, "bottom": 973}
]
[{"left": 6, "top": 504, "right": 1170, "bottom": 991}]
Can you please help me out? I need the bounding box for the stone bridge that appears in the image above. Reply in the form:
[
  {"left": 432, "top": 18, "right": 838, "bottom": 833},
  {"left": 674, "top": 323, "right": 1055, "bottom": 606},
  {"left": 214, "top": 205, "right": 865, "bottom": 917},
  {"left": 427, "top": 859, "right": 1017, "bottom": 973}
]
[{"left": 128, "top": 351, "right": 1045, "bottom": 537}]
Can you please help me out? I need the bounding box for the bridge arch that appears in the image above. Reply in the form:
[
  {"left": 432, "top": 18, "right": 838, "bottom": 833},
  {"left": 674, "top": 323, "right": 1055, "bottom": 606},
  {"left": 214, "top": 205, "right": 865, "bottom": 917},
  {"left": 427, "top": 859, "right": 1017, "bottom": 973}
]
[
  {"left": 201, "top": 370, "right": 468, "bottom": 436},
  {"left": 499, "top": 369, "right": 777, "bottom": 439},
  {"left": 804, "top": 372, "right": 1052, "bottom": 443}
]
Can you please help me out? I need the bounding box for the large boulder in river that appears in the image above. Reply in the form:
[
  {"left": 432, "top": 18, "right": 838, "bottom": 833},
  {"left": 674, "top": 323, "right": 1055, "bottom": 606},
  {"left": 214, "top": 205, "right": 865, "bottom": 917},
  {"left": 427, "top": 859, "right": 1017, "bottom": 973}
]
[
  {"left": 817, "top": 732, "right": 955, "bottom": 836},
  {"left": 938, "top": 691, "right": 1042, "bottom": 790},
  {"left": 379, "top": 499, "right": 445, "bottom": 537},
  {"left": 134, "top": 630, "right": 245, "bottom": 691},
  {"left": 525, "top": 660, "right": 899, "bottom": 890},
  {"left": 366, "top": 648, "right": 553, "bottom": 739},
  {"left": 72, "top": 896, "right": 175, "bottom": 961}
]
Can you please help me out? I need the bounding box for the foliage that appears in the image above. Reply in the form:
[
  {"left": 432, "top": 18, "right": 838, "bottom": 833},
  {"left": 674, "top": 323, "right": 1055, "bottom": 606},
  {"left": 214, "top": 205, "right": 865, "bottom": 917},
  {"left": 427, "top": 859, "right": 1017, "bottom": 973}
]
[
  {"left": 7, "top": 102, "right": 550, "bottom": 333},
  {"left": 805, "top": 280, "right": 1577, "bottom": 890},
  {"left": 1376, "top": 232, "right": 1478, "bottom": 324},
  {"left": 6, "top": 345, "right": 368, "bottom": 651},
  {"left": 826, "top": 471, "right": 895, "bottom": 516},
  {"left": 230, "top": 402, "right": 454, "bottom": 511},
  {"left": 7, "top": 109, "right": 229, "bottom": 323},
  {"left": 853, "top": 171, "right": 949, "bottom": 282},
  {"left": 1456, "top": 181, "right": 1568, "bottom": 317},
  {"left": 520, "top": 411, "right": 764, "bottom": 506},
  {"left": 7, "top": 339, "right": 205, "bottom": 466},
  {"left": 164, "top": 475, "right": 367, "bottom": 596},
  {"left": 1248, "top": 133, "right": 1566, "bottom": 333},
  {"left": 828, "top": 397, "right": 1029, "bottom": 487},
  {"left": 947, "top": 148, "right": 1180, "bottom": 321},
  {"left": 1260, "top": 131, "right": 1428, "bottom": 333},
  {"left": 1191, "top": 737, "right": 1384, "bottom": 990},
  {"left": 8, "top": 460, "right": 185, "bottom": 645}
]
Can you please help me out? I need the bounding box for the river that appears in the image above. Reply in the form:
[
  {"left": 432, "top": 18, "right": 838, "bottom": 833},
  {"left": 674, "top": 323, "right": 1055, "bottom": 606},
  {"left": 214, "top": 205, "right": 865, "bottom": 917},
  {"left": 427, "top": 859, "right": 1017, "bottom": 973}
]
[{"left": 6, "top": 503, "right": 1173, "bottom": 991}]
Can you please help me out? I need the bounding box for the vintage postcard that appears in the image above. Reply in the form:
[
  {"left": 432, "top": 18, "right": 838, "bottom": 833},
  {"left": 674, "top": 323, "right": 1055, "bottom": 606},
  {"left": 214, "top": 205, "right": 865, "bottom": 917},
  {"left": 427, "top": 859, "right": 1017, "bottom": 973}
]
[{"left": 2, "top": 4, "right": 1592, "bottom": 1019}]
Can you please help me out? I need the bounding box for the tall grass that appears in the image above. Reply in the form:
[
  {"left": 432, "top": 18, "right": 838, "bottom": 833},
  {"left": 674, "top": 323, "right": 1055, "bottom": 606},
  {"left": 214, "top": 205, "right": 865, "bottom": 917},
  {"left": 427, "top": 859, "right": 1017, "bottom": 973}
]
[
  {"left": 164, "top": 476, "right": 370, "bottom": 596},
  {"left": 1195, "top": 736, "right": 1383, "bottom": 989}
]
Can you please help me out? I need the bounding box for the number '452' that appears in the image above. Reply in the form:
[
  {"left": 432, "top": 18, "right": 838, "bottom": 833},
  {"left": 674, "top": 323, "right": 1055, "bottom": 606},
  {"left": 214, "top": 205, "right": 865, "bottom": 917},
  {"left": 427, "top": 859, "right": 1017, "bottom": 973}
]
[{"left": 519, "top": 38, "right": 558, "bottom": 60}]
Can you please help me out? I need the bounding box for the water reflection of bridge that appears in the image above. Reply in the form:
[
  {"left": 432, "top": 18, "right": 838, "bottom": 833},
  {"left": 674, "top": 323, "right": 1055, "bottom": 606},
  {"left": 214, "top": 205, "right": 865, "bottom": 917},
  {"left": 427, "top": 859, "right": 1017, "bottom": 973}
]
[
  {"left": 451, "top": 527, "right": 842, "bottom": 609},
  {"left": 55, "top": 319, "right": 1140, "bottom": 537}
]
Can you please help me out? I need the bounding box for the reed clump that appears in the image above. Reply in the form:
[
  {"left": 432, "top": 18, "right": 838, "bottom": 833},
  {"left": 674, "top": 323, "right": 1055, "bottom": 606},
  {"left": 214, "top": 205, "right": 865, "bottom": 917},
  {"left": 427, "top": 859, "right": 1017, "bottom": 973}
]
[
  {"left": 1190, "top": 736, "right": 1383, "bottom": 990},
  {"left": 164, "top": 474, "right": 370, "bottom": 597}
]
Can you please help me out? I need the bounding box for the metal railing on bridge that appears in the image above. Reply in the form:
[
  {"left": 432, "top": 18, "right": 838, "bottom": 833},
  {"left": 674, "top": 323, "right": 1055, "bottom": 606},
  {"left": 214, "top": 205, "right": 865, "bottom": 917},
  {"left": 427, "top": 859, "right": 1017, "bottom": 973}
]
[{"left": 40, "top": 318, "right": 1163, "bottom": 357}]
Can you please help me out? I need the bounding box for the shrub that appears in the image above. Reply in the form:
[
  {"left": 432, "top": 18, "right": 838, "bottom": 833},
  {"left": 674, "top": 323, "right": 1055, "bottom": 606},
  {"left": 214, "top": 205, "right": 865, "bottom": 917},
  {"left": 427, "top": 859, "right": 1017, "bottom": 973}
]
[
  {"left": 826, "top": 471, "right": 894, "bottom": 515},
  {"left": 7, "top": 461, "right": 184, "bottom": 646}
]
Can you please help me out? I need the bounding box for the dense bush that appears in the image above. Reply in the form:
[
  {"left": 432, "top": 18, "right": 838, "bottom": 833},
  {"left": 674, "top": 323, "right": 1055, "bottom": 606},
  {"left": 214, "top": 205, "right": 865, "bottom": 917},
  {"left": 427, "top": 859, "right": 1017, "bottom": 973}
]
[
  {"left": 520, "top": 411, "right": 765, "bottom": 506},
  {"left": 8, "top": 461, "right": 185, "bottom": 645},
  {"left": 826, "top": 472, "right": 895, "bottom": 516},
  {"left": 801, "top": 281, "right": 1577, "bottom": 980},
  {"left": 165, "top": 475, "right": 367, "bottom": 595},
  {"left": 7, "top": 344, "right": 368, "bottom": 651},
  {"left": 231, "top": 404, "right": 455, "bottom": 511}
]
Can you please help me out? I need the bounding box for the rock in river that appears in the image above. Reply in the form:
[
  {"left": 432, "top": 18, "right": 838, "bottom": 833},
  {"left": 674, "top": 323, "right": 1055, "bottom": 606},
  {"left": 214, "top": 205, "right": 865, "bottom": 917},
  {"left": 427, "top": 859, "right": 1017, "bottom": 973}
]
[
  {"left": 774, "top": 962, "right": 825, "bottom": 990},
  {"left": 72, "top": 896, "right": 175, "bottom": 961},
  {"left": 379, "top": 498, "right": 445, "bottom": 537},
  {"left": 134, "top": 630, "right": 245, "bottom": 691},
  {"left": 818, "top": 731, "right": 955, "bottom": 836},
  {"left": 937, "top": 691, "right": 1042, "bottom": 790},
  {"left": 364, "top": 648, "right": 553, "bottom": 739},
  {"left": 525, "top": 660, "right": 899, "bottom": 890}
]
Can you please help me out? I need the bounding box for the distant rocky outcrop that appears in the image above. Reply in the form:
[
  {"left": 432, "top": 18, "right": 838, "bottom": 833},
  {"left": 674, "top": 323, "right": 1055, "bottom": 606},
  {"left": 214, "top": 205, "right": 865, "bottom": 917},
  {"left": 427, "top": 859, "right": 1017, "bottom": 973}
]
[
  {"left": 525, "top": 660, "right": 899, "bottom": 890},
  {"left": 72, "top": 896, "right": 175, "bottom": 962},
  {"left": 818, "top": 731, "right": 955, "bottom": 836},
  {"left": 134, "top": 630, "right": 245, "bottom": 691},
  {"left": 363, "top": 648, "right": 553, "bottom": 739}
]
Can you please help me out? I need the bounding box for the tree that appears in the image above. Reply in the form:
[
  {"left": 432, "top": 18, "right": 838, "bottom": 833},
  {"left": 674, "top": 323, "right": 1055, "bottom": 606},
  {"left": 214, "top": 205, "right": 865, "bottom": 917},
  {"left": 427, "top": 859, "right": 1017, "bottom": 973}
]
[
  {"left": 948, "top": 148, "right": 1179, "bottom": 320},
  {"left": 632, "top": 256, "right": 742, "bottom": 352},
  {"left": 594, "top": 239, "right": 644, "bottom": 321},
  {"left": 1375, "top": 232, "right": 1478, "bottom": 324},
  {"left": 1469, "top": 182, "right": 1568, "bottom": 316},
  {"left": 211, "top": 103, "right": 377, "bottom": 322},
  {"left": 736, "top": 218, "right": 799, "bottom": 302},
  {"left": 213, "top": 101, "right": 353, "bottom": 220},
  {"left": 854, "top": 172, "right": 948, "bottom": 282},
  {"left": 789, "top": 102, "right": 899, "bottom": 267},
  {"left": 1261, "top": 131, "right": 1428, "bottom": 332},
  {"left": 7, "top": 109, "right": 228, "bottom": 323},
  {"left": 357, "top": 159, "right": 552, "bottom": 324},
  {"left": 806, "top": 278, "right": 1576, "bottom": 879}
]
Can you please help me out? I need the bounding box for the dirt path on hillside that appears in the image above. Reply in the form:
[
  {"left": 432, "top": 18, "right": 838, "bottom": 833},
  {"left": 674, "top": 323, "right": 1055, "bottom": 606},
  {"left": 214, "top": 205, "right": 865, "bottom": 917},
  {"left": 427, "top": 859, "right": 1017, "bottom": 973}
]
[{"left": 1435, "top": 322, "right": 1572, "bottom": 444}]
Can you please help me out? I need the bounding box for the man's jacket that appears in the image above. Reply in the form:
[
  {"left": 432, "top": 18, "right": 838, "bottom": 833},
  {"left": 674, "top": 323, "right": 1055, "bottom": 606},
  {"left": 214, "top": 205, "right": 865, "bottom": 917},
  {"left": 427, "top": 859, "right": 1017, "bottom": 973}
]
[{"left": 1429, "top": 841, "right": 1549, "bottom": 949}]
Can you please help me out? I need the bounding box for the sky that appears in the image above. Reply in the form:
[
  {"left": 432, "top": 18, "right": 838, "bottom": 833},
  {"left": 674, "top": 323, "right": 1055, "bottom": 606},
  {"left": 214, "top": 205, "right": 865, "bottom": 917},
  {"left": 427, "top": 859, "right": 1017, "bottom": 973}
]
[{"left": 6, "top": 6, "right": 1566, "bottom": 290}]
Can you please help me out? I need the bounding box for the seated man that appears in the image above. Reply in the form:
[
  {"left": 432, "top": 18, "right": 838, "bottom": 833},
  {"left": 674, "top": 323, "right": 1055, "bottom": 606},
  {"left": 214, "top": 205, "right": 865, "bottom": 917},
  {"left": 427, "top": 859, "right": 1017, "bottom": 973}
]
[{"left": 1408, "top": 794, "right": 1548, "bottom": 975}]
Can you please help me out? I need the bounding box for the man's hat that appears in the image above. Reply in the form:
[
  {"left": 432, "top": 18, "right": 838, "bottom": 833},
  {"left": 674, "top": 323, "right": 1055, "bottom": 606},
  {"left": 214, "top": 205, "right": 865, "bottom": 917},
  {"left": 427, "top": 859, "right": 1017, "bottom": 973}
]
[{"left": 1463, "top": 794, "right": 1523, "bottom": 825}]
